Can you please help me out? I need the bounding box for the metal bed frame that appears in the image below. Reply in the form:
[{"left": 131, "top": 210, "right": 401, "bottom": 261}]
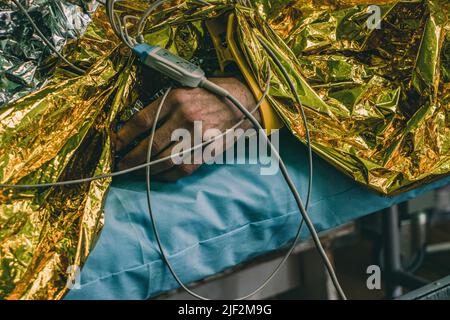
[{"left": 398, "top": 276, "right": 450, "bottom": 300}]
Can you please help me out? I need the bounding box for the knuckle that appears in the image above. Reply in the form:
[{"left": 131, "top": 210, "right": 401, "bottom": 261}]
[
  {"left": 179, "top": 99, "right": 203, "bottom": 123},
  {"left": 170, "top": 89, "right": 204, "bottom": 123},
  {"left": 169, "top": 89, "right": 190, "bottom": 106},
  {"left": 134, "top": 111, "right": 152, "bottom": 130},
  {"left": 180, "top": 106, "right": 200, "bottom": 123}
]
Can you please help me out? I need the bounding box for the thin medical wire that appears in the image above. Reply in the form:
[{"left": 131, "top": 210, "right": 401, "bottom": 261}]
[
  {"left": 131, "top": 0, "right": 316, "bottom": 210},
  {"left": 136, "top": 0, "right": 169, "bottom": 39},
  {"left": 144, "top": 70, "right": 310, "bottom": 300},
  {"left": 132, "top": 0, "right": 313, "bottom": 210},
  {"left": 6, "top": 0, "right": 318, "bottom": 297},
  {"left": 256, "top": 36, "right": 313, "bottom": 210},
  {"left": 106, "top": 0, "right": 121, "bottom": 41},
  {"left": 7, "top": 0, "right": 342, "bottom": 299},
  {"left": 10, "top": 0, "right": 85, "bottom": 74},
  {"left": 145, "top": 80, "right": 336, "bottom": 300},
  {"left": 256, "top": 36, "right": 346, "bottom": 300},
  {"left": 224, "top": 86, "right": 346, "bottom": 300},
  {"left": 131, "top": 0, "right": 312, "bottom": 210},
  {"left": 135, "top": 0, "right": 210, "bottom": 42},
  {"left": 0, "top": 65, "right": 271, "bottom": 190},
  {"left": 137, "top": 5, "right": 320, "bottom": 299},
  {"left": 122, "top": 15, "right": 140, "bottom": 47},
  {"left": 106, "top": 0, "right": 134, "bottom": 48}
]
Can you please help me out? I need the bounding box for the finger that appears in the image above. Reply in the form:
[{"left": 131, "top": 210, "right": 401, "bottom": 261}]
[
  {"left": 154, "top": 163, "right": 201, "bottom": 182},
  {"left": 148, "top": 144, "right": 176, "bottom": 175},
  {"left": 114, "top": 96, "right": 172, "bottom": 152},
  {"left": 149, "top": 135, "right": 199, "bottom": 175},
  {"left": 118, "top": 118, "right": 180, "bottom": 170},
  {"left": 151, "top": 127, "right": 233, "bottom": 178}
]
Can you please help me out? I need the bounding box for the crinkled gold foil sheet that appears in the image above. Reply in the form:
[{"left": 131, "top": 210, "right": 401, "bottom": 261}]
[
  {"left": 0, "top": 3, "right": 138, "bottom": 300},
  {"left": 0, "top": 0, "right": 449, "bottom": 299},
  {"left": 241, "top": 0, "right": 449, "bottom": 195}
]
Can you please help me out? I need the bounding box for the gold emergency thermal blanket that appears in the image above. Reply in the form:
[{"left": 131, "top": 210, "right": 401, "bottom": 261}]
[{"left": 0, "top": 0, "right": 449, "bottom": 299}]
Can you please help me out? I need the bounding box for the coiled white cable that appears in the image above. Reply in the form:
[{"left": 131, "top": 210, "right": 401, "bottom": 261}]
[
  {"left": 130, "top": 0, "right": 345, "bottom": 300},
  {"left": 144, "top": 68, "right": 314, "bottom": 300},
  {"left": 0, "top": 67, "right": 271, "bottom": 190}
]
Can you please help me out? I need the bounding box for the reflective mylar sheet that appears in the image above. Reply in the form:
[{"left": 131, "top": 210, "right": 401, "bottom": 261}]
[
  {"left": 244, "top": 0, "right": 449, "bottom": 195},
  {"left": 0, "top": 0, "right": 98, "bottom": 106},
  {"left": 0, "top": 0, "right": 449, "bottom": 299},
  {"left": 0, "top": 0, "right": 136, "bottom": 299}
]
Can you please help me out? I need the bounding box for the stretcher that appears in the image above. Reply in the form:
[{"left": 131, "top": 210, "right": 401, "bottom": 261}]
[{"left": 65, "top": 129, "right": 450, "bottom": 299}]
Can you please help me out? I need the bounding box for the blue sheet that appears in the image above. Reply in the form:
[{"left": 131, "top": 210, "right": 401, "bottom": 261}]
[{"left": 65, "top": 129, "right": 450, "bottom": 300}]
